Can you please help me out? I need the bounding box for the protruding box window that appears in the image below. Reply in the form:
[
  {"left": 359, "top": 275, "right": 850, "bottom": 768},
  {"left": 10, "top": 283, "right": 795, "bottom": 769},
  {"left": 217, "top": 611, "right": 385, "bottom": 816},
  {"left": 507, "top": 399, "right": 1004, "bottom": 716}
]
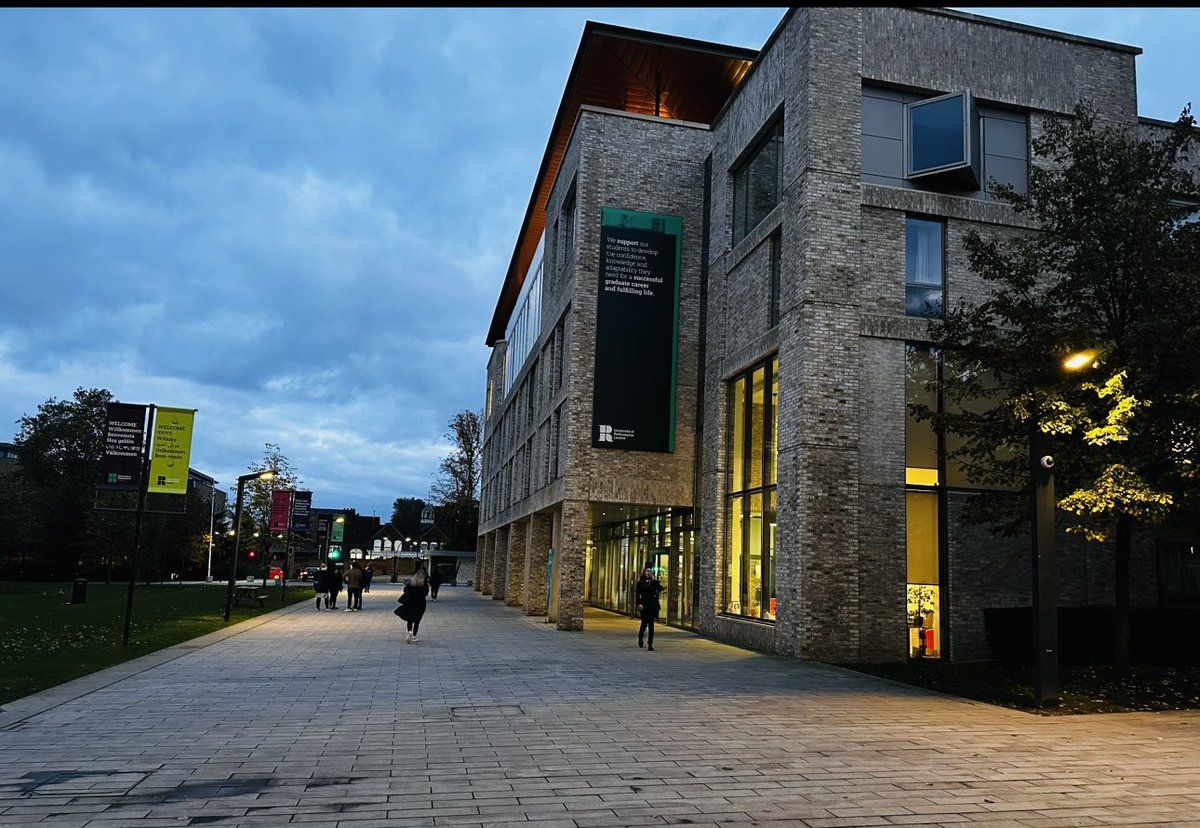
[{"left": 905, "top": 91, "right": 981, "bottom": 189}]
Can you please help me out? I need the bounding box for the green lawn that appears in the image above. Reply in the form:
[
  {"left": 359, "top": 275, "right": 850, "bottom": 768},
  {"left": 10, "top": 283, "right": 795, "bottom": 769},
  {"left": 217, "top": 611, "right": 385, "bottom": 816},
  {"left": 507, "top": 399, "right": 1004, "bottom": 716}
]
[{"left": 0, "top": 581, "right": 313, "bottom": 706}]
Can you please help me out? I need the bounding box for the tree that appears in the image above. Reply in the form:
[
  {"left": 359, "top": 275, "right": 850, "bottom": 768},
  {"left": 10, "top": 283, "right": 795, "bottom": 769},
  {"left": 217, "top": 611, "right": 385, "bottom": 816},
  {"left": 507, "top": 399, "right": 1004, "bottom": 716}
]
[
  {"left": 390, "top": 496, "right": 426, "bottom": 539},
  {"left": 926, "top": 102, "right": 1200, "bottom": 669},
  {"left": 12, "top": 387, "right": 114, "bottom": 575},
  {"left": 238, "top": 443, "right": 302, "bottom": 567},
  {"left": 428, "top": 410, "right": 482, "bottom": 551}
]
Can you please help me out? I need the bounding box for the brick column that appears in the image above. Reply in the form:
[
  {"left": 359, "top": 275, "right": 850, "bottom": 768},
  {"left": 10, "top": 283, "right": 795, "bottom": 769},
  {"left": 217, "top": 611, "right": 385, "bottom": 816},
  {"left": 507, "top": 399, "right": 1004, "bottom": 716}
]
[
  {"left": 524, "top": 511, "right": 552, "bottom": 616},
  {"left": 506, "top": 518, "right": 528, "bottom": 608},
  {"left": 555, "top": 500, "right": 588, "bottom": 631},
  {"left": 479, "top": 531, "right": 494, "bottom": 595},
  {"left": 491, "top": 524, "right": 509, "bottom": 602}
]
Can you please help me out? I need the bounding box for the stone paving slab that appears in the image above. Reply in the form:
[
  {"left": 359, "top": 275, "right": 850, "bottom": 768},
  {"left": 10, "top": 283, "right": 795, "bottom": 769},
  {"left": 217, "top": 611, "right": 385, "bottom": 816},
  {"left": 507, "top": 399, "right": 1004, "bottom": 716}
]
[{"left": 2, "top": 585, "right": 1199, "bottom": 826}]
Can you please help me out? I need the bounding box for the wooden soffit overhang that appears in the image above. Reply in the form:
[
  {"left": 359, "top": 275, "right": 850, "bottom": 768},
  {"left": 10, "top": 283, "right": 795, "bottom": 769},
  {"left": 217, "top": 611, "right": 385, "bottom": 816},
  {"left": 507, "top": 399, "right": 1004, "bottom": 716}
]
[{"left": 486, "top": 21, "right": 757, "bottom": 346}]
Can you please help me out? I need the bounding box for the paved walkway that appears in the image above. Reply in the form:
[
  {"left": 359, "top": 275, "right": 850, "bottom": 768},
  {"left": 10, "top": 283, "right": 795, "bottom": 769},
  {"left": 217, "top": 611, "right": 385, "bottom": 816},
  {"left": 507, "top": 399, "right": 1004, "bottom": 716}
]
[{"left": 1, "top": 586, "right": 1198, "bottom": 827}]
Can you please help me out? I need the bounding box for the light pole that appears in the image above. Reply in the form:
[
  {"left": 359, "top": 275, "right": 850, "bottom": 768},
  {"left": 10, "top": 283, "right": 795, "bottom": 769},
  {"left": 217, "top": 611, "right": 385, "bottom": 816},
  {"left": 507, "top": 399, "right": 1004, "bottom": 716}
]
[
  {"left": 224, "top": 469, "right": 276, "bottom": 621},
  {"left": 206, "top": 479, "right": 219, "bottom": 583},
  {"left": 1031, "top": 348, "right": 1100, "bottom": 707}
]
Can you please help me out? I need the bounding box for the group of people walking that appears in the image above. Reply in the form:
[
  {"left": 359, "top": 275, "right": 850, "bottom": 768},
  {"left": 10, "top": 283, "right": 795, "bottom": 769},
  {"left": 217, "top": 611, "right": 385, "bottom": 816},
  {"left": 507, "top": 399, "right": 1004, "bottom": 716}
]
[
  {"left": 309, "top": 559, "right": 442, "bottom": 647},
  {"left": 312, "top": 560, "right": 374, "bottom": 611}
]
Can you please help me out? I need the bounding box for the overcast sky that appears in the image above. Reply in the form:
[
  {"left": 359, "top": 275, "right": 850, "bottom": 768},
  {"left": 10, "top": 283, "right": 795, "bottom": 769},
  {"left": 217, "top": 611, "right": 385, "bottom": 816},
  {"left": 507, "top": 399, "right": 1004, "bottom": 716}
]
[{"left": 1, "top": 8, "right": 1194, "bottom": 517}]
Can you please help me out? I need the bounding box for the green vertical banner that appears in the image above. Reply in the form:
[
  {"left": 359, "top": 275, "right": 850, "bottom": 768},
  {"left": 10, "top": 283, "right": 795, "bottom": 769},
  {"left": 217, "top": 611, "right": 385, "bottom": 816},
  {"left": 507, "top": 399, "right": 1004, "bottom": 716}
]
[
  {"left": 147, "top": 407, "right": 196, "bottom": 495},
  {"left": 592, "top": 207, "right": 681, "bottom": 452},
  {"left": 331, "top": 517, "right": 344, "bottom": 543}
]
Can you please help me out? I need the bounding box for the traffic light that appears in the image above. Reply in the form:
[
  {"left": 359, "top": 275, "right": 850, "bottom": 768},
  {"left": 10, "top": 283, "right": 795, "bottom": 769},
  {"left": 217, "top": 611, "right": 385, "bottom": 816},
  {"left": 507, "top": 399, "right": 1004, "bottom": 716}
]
[
  {"left": 248, "top": 550, "right": 257, "bottom": 560},
  {"left": 328, "top": 545, "right": 342, "bottom": 561}
]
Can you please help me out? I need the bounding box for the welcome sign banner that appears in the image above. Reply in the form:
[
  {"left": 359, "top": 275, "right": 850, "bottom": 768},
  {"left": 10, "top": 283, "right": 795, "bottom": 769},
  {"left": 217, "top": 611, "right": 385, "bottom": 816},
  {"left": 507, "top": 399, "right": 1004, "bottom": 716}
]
[
  {"left": 147, "top": 407, "right": 196, "bottom": 495},
  {"left": 270, "top": 490, "right": 293, "bottom": 533}
]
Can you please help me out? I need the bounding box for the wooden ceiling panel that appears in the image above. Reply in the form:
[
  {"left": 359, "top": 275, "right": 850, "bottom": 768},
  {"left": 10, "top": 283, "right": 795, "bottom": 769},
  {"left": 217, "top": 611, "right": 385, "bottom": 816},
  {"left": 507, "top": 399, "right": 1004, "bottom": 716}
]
[{"left": 487, "top": 23, "right": 758, "bottom": 346}]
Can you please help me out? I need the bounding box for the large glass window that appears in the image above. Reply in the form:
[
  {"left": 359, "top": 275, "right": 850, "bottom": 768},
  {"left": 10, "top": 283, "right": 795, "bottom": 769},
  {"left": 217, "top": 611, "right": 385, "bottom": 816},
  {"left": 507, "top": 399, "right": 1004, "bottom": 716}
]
[
  {"left": 732, "top": 119, "right": 783, "bottom": 244},
  {"left": 905, "top": 217, "right": 944, "bottom": 318},
  {"left": 504, "top": 235, "right": 545, "bottom": 394},
  {"left": 905, "top": 346, "right": 942, "bottom": 659},
  {"left": 725, "top": 356, "right": 779, "bottom": 620}
]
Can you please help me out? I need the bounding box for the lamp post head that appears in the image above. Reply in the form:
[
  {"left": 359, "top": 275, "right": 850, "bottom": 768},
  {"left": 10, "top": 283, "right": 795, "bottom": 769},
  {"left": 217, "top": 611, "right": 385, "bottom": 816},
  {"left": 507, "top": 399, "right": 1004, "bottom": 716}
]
[{"left": 1062, "top": 348, "right": 1101, "bottom": 372}]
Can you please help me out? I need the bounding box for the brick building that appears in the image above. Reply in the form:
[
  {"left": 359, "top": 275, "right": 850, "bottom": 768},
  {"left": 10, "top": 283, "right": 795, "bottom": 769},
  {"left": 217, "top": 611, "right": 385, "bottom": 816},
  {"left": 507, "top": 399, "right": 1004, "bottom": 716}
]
[{"left": 477, "top": 8, "right": 1196, "bottom": 662}]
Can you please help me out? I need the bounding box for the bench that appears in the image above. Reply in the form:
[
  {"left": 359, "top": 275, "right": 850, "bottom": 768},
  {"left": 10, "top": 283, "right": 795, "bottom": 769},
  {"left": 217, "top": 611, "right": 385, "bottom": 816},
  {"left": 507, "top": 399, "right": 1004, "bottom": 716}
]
[{"left": 233, "top": 586, "right": 268, "bottom": 607}]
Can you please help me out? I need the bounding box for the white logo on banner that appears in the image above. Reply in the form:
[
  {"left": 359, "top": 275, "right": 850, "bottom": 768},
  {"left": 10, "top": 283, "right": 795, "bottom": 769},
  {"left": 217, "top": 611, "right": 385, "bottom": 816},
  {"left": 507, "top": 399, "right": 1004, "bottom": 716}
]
[{"left": 598, "top": 424, "right": 614, "bottom": 442}]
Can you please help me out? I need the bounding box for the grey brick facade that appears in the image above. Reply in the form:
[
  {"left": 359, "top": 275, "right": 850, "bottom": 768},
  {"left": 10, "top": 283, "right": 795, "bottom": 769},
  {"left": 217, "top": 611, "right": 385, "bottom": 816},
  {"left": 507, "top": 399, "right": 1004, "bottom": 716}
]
[{"left": 479, "top": 8, "right": 1178, "bottom": 664}]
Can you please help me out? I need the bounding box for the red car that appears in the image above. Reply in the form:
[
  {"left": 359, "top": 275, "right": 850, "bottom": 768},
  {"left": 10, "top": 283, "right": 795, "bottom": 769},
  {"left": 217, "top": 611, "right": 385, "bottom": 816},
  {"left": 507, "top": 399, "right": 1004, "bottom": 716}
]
[{"left": 268, "top": 566, "right": 284, "bottom": 580}]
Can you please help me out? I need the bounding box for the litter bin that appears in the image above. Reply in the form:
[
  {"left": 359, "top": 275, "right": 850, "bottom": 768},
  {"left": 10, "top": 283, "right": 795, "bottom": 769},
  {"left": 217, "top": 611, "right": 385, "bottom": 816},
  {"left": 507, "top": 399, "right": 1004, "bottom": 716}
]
[{"left": 71, "top": 578, "right": 87, "bottom": 604}]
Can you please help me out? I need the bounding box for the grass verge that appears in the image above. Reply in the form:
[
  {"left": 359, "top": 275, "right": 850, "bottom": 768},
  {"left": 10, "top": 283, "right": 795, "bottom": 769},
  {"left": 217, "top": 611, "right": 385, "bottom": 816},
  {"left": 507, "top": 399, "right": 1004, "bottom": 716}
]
[
  {"left": 0, "top": 581, "right": 313, "bottom": 706},
  {"left": 842, "top": 659, "right": 1200, "bottom": 715}
]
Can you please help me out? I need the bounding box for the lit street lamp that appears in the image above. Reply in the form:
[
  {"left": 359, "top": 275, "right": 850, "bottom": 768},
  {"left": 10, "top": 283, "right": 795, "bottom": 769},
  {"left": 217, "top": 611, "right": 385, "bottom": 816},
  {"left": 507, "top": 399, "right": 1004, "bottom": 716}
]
[
  {"left": 224, "top": 469, "right": 276, "bottom": 621},
  {"left": 1031, "top": 348, "right": 1101, "bottom": 707}
]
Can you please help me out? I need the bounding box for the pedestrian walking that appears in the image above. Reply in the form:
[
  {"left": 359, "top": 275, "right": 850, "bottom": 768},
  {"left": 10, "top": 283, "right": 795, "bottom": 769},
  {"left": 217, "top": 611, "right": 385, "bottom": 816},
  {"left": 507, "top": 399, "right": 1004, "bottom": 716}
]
[
  {"left": 363, "top": 565, "right": 374, "bottom": 593},
  {"left": 429, "top": 567, "right": 443, "bottom": 600},
  {"left": 313, "top": 566, "right": 328, "bottom": 611},
  {"left": 325, "top": 561, "right": 343, "bottom": 610},
  {"left": 396, "top": 568, "right": 429, "bottom": 644},
  {"left": 636, "top": 565, "right": 664, "bottom": 651},
  {"left": 344, "top": 560, "right": 364, "bottom": 612}
]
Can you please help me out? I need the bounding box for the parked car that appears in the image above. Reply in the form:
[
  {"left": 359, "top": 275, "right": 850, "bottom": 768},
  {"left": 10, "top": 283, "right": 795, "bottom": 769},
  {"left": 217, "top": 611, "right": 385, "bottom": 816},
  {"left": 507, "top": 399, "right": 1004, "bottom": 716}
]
[
  {"left": 268, "top": 566, "right": 284, "bottom": 581},
  {"left": 300, "top": 567, "right": 322, "bottom": 581}
]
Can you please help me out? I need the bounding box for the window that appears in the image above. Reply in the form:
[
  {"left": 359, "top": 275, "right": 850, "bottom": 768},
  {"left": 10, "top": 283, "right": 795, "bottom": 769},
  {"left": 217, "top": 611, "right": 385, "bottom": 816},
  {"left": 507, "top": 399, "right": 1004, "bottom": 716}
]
[
  {"left": 905, "top": 346, "right": 942, "bottom": 659},
  {"left": 769, "top": 231, "right": 781, "bottom": 327},
  {"left": 725, "top": 357, "right": 779, "bottom": 620},
  {"left": 504, "top": 234, "right": 545, "bottom": 394},
  {"left": 863, "top": 85, "right": 1026, "bottom": 197},
  {"left": 558, "top": 184, "right": 577, "bottom": 280},
  {"left": 906, "top": 91, "right": 980, "bottom": 189},
  {"left": 905, "top": 217, "right": 944, "bottom": 318},
  {"left": 732, "top": 119, "right": 783, "bottom": 244}
]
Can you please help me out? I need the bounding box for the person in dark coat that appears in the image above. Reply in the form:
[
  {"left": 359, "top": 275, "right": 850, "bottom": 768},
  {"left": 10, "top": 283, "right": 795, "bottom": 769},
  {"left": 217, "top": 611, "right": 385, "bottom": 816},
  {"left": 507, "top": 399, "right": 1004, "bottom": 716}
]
[
  {"left": 313, "top": 567, "right": 328, "bottom": 611},
  {"left": 635, "top": 565, "right": 664, "bottom": 651},
  {"left": 325, "top": 561, "right": 343, "bottom": 610},
  {"left": 428, "top": 567, "right": 443, "bottom": 600},
  {"left": 398, "top": 568, "right": 429, "bottom": 643}
]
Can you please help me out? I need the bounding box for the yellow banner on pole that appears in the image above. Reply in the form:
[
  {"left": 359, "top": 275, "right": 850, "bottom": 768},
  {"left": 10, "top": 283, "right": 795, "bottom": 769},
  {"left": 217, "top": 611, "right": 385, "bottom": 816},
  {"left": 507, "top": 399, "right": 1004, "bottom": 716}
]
[{"left": 148, "top": 407, "right": 196, "bottom": 495}]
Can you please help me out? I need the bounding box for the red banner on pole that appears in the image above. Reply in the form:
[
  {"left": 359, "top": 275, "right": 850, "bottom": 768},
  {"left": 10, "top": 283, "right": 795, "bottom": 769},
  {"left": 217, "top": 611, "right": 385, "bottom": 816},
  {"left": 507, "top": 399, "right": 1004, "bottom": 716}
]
[{"left": 270, "top": 490, "right": 293, "bottom": 533}]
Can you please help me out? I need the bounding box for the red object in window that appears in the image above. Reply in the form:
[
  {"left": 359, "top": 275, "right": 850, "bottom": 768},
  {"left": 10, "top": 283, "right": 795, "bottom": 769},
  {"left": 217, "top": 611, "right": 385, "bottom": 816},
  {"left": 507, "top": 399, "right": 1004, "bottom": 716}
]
[
  {"left": 770, "top": 598, "right": 777, "bottom": 616},
  {"left": 924, "top": 630, "right": 935, "bottom": 652}
]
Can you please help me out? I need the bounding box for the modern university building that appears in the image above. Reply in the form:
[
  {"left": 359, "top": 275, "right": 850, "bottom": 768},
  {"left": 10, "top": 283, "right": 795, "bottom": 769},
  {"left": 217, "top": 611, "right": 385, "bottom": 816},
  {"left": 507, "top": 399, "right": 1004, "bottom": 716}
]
[{"left": 476, "top": 7, "right": 1197, "bottom": 663}]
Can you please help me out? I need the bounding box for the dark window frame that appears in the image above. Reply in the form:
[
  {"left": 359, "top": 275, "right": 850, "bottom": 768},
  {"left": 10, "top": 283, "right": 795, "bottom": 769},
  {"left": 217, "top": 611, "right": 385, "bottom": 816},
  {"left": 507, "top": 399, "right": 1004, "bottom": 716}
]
[{"left": 732, "top": 117, "right": 783, "bottom": 245}]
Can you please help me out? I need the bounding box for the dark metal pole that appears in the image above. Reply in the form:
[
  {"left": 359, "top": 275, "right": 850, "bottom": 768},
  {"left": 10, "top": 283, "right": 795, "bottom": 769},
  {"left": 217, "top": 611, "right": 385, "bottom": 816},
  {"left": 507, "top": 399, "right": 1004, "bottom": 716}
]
[
  {"left": 1031, "top": 413, "right": 1059, "bottom": 706},
  {"left": 122, "top": 405, "right": 156, "bottom": 647},
  {"left": 282, "top": 527, "right": 291, "bottom": 603},
  {"left": 224, "top": 476, "right": 248, "bottom": 622}
]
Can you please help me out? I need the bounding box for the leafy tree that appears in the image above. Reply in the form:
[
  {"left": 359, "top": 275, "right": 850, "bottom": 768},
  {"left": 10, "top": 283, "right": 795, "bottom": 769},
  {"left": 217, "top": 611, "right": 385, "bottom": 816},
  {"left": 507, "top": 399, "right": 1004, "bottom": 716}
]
[
  {"left": 12, "top": 387, "right": 114, "bottom": 574},
  {"left": 926, "top": 102, "right": 1200, "bottom": 669},
  {"left": 390, "top": 496, "right": 426, "bottom": 539},
  {"left": 237, "top": 443, "right": 302, "bottom": 577},
  {"left": 428, "top": 410, "right": 482, "bottom": 551}
]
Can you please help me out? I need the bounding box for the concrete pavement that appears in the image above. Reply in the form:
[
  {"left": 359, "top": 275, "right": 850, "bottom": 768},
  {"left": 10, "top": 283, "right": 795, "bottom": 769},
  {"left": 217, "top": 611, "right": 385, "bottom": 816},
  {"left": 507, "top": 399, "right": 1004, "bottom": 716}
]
[{"left": 1, "top": 584, "right": 1198, "bottom": 827}]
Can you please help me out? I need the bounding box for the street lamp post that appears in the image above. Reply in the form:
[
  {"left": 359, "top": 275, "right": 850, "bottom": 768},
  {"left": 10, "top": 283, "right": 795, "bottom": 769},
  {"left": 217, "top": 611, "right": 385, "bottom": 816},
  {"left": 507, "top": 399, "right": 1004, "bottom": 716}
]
[
  {"left": 206, "top": 479, "right": 219, "bottom": 583},
  {"left": 1031, "top": 348, "right": 1101, "bottom": 707},
  {"left": 224, "top": 469, "right": 276, "bottom": 621}
]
